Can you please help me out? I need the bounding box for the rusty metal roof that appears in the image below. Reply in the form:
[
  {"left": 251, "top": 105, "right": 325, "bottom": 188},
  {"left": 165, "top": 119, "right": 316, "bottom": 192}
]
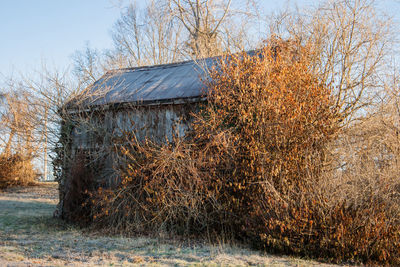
[{"left": 83, "top": 57, "right": 216, "bottom": 106}]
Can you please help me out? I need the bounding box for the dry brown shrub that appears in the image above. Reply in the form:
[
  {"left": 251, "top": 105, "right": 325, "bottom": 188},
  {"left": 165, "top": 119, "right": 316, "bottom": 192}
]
[
  {"left": 197, "top": 37, "right": 337, "bottom": 201},
  {"left": 240, "top": 61, "right": 400, "bottom": 264},
  {"left": 0, "top": 153, "right": 37, "bottom": 189},
  {"left": 310, "top": 107, "right": 400, "bottom": 264},
  {"left": 92, "top": 39, "right": 337, "bottom": 235},
  {"left": 89, "top": 135, "right": 235, "bottom": 236},
  {"left": 88, "top": 39, "right": 399, "bottom": 265}
]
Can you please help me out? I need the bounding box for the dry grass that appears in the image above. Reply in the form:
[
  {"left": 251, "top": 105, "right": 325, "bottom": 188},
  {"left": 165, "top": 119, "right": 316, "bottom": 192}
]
[
  {"left": 0, "top": 153, "right": 38, "bottom": 189},
  {"left": 0, "top": 183, "right": 342, "bottom": 266}
]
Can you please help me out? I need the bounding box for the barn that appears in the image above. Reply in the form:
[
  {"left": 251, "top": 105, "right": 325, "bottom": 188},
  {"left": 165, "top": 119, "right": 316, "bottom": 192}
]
[
  {"left": 55, "top": 56, "right": 219, "bottom": 217},
  {"left": 55, "top": 50, "right": 261, "bottom": 219}
]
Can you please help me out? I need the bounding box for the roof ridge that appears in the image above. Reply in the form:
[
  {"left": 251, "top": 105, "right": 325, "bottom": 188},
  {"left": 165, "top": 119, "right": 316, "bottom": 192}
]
[
  {"left": 121, "top": 59, "right": 195, "bottom": 72},
  {"left": 106, "top": 57, "right": 210, "bottom": 75},
  {"left": 105, "top": 49, "right": 259, "bottom": 75}
]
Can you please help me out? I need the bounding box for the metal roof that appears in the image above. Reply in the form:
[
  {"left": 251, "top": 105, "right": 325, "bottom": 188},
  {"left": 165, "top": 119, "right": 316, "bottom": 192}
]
[
  {"left": 74, "top": 50, "right": 258, "bottom": 107},
  {"left": 82, "top": 57, "right": 217, "bottom": 107}
]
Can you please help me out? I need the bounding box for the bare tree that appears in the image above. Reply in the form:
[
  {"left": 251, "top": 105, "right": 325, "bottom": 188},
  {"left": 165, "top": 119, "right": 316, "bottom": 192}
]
[
  {"left": 72, "top": 0, "right": 261, "bottom": 85},
  {"left": 0, "top": 87, "right": 43, "bottom": 158},
  {"left": 72, "top": 44, "right": 105, "bottom": 89},
  {"left": 108, "top": 0, "right": 261, "bottom": 65},
  {"left": 168, "top": 0, "right": 232, "bottom": 57},
  {"left": 18, "top": 63, "right": 89, "bottom": 181},
  {"left": 268, "top": 0, "right": 394, "bottom": 123},
  {"left": 168, "top": 0, "right": 263, "bottom": 58},
  {"left": 110, "top": 0, "right": 184, "bottom": 67}
]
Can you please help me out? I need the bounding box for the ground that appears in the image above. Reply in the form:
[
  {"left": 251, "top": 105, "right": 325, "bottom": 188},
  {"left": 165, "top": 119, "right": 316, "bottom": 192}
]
[{"left": 0, "top": 183, "right": 343, "bottom": 266}]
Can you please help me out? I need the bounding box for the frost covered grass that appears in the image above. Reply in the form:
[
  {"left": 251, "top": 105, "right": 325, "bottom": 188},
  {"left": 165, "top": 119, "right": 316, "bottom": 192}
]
[{"left": 0, "top": 183, "right": 340, "bottom": 266}]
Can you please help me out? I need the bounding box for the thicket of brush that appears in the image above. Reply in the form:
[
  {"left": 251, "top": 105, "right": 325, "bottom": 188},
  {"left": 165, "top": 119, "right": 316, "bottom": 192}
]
[
  {"left": 0, "top": 153, "right": 37, "bottom": 189},
  {"left": 61, "top": 151, "right": 94, "bottom": 225},
  {"left": 66, "top": 40, "right": 400, "bottom": 265}
]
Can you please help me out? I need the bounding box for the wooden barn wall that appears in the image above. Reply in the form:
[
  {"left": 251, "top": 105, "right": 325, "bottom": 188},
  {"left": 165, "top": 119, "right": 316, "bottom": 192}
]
[{"left": 68, "top": 102, "right": 199, "bottom": 186}]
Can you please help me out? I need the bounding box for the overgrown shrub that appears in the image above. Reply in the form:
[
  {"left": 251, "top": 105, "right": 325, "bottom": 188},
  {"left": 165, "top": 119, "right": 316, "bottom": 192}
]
[
  {"left": 0, "top": 153, "right": 37, "bottom": 189},
  {"left": 196, "top": 38, "right": 337, "bottom": 215},
  {"left": 310, "top": 111, "right": 400, "bottom": 264},
  {"left": 91, "top": 40, "right": 337, "bottom": 235},
  {"left": 85, "top": 39, "right": 399, "bottom": 265},
  {"left": 246, "top": 182, "right": 400, "bottom": 264},
  {"left": 89, "top": 136, "right": 235, "bottom": 235}
]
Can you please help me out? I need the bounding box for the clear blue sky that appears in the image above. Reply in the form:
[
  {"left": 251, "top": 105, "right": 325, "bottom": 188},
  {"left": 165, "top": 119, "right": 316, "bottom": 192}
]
[
  {"left": 0, "top": 0, "right": 398, "bottom": 80},
  {"left": 0, "top": 0, "right": 121, "bottom": 78}
]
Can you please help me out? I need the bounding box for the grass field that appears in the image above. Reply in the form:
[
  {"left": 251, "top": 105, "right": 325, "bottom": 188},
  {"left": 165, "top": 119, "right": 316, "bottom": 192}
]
[{"left": 0, "top": 183, "right": 342, "bottom": 266}]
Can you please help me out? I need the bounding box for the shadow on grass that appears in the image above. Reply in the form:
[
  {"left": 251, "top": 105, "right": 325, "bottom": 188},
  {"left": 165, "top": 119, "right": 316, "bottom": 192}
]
[
  {"left": 0, "top": 199, "right": 69, "bottom": 234},
  {"left": 0, "top": 198, "right": 210, "bottom": 264}
]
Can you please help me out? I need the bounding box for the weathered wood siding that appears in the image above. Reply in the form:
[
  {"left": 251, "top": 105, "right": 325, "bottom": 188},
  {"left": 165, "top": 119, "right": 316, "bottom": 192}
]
[{"left": 68, "top": 102, "right": 199, "bottom": 186}]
